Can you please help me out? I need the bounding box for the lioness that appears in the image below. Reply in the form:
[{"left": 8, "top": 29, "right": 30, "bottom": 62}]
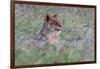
[{"left": 25, "top": 14, "right": 62, "bottom": 48}]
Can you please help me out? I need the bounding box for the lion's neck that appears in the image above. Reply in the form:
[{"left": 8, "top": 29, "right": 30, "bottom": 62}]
[{"left": 46, "top": 31, "right": 61, "bottom": 45}]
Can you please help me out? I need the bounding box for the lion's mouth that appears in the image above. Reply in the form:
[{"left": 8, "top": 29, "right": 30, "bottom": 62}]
[{"left": 55, "top": 29, "right": 61, "bottom": 31}]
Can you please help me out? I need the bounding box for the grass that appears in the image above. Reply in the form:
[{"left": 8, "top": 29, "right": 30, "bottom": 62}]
[{"left": 15, "top": 4, "right": 95, "bottom": 65}]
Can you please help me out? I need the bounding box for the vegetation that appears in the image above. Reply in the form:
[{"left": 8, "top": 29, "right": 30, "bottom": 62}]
[{"left": 15, "top": 4, "right": 95, "bottom": 65}]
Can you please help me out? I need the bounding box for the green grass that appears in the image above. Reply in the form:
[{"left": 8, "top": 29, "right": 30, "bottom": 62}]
[{"left": 15, "top": 4, "right": 95, "bottom": 65}]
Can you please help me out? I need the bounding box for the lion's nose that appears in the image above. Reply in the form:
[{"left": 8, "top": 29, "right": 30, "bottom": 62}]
[
  {"left": 59, "top": 25, "right": 61, "bottom": 27},
  {"left": 55, "top": 22, "right": 62, "bottom": 27}
]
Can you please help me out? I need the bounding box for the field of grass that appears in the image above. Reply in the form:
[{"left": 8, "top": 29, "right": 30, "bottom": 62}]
[{"left": 15, "top": 4, "right": 95, "bottom": 65}]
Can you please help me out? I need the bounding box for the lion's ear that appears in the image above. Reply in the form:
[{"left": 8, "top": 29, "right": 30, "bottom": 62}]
[
  {"left": 53, "top": 15, "right": 58, "bottom": 18},
  {"left": 45, "top": 14, "right": 50, "bottom": 22}
]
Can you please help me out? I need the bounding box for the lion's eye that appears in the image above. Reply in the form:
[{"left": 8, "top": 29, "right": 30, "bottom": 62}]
[{"left": 53, "top": 20, "right": 57, "bottom": 24}]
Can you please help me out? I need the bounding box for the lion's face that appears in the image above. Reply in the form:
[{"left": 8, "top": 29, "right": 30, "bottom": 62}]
[{"left": 44, "top": 14, "right": 62, "bottom": 33}]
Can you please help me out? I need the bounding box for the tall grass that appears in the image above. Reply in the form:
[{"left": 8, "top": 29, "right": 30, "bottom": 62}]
[{"left": 15, "top": 4, "right": 95, "bottom": 65}]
